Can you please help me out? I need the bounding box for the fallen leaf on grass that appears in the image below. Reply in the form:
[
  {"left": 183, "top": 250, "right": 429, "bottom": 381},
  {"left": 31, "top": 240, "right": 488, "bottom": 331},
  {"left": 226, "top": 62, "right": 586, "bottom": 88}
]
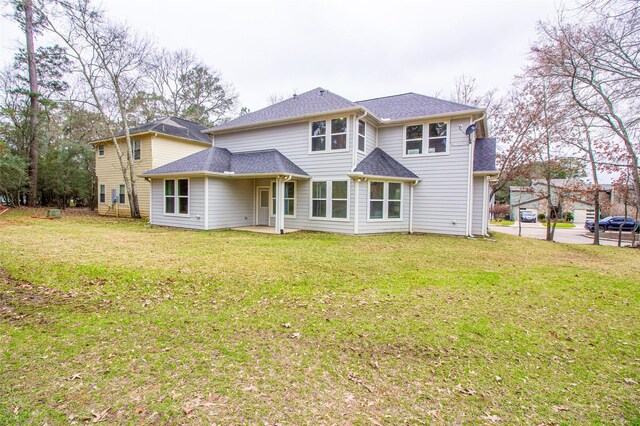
[
  {"left": 241, "top": 384, "right": 258, "bottom": 392},
  {"left": 69, "top": 373, "right": 81, "bottom": 380},
  {"left": 553, "top": 405, "right": 570, "bottom": 412},
  {"left": 290, "top": 332, "right": 301, "bottom": 339},
  {"left": 623, "top": 377, "right": 638, "bottom": 385},
  {"left": 134, "top": 406, "right": 144, "bottom": 414},
  {"left": 282, "top": 322, "right": 291, "bottom": 328},
  {"left": 481, "top": 413, "right": 501, "bottom": 422},
  {"left": 91, "top": 407, "right": 110, "bottom": 423}
]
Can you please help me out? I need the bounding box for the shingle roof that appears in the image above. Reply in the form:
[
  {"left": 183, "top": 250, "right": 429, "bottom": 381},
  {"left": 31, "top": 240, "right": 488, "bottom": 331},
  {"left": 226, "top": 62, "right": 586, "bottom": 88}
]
[
  {"left": 109, "top": 117, "right": 212, "bottom": 144},
  {"left": 354, "top": 148, "right": 419, "bottom": 179},
  {"left": 213, "top": 88, "right": 358, "bottom": 131},
  {"left": 142, "top": 147, "right": 308, "bottom": 177},
  {"left": 210, "top": 88, "right": 482, "bottom": 133},
  {"left": 356, "top": 93, "right": 476, "bottom": 121},
  {"left": 473, "top": 138, "right": 497, "bottom": 172}
]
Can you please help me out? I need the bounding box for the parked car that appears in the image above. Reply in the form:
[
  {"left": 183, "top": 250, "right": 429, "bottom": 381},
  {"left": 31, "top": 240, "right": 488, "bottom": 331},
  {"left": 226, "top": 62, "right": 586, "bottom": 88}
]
[
  {"left": 520, "top": 211, "right": 537, "bottom": 223},
  {"left": 584, "top": 216, "right": 639, "bottom": 232}
]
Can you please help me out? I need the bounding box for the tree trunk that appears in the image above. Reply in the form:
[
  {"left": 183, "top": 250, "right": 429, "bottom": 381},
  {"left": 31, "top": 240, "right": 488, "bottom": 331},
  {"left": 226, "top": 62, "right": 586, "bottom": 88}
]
[{"left": 24, "top": 0, "right": 39, "bottom": 207}]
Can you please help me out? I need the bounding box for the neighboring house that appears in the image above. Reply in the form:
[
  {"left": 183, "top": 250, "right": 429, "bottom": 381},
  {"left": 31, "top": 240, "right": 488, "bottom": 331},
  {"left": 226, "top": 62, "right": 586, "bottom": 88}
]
[
  {"left": 141, "top": 87, "right": 498, "bottom": 236},
  {"left": 91, "top": 117, "right": 212, "bottom": 217},
  {"left": 510, "top": 179, "right": 595, "bottom": 223}
]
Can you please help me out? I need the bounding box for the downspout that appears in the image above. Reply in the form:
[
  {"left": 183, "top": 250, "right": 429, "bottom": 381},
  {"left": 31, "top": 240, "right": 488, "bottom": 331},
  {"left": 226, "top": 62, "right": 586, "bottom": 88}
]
[
  {"left": 204, "top": 176, "right": 209, "bottom": 230},
  {"left": 409, "top": 180, "right": 419, "bottom": 234},
  {"left": 466, "top": 119, "right": 475, "bottom": 237}
]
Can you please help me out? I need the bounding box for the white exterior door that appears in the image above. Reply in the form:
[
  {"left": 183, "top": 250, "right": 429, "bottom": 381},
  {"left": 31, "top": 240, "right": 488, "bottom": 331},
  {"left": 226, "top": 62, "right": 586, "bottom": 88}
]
[{"left": 257, "top": 187, "right": 270, "bottom": 226}]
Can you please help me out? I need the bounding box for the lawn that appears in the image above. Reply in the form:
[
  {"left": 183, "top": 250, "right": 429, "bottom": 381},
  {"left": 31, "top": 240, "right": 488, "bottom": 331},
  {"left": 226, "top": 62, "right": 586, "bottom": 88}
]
[
  {"left": 539, "top": 222, "right": 577, "bottom": 228},
  {"left": 1, "top": 208, "right": 638, "bottom": 425},
  {"left": 489, "top": 220, "right": 515, "bottom": 226}
]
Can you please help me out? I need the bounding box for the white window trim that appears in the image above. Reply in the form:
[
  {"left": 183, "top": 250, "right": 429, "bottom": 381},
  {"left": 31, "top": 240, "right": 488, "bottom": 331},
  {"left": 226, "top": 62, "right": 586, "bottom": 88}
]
[
  {"left": 270, "top": 180, "right": 296, "bottom": 218},
  {"left": 99, "top": 184, "right": 105, "bottom": 204},
  {"left": 367, "top": 181, "right": 403, "bottom": 222},
  {"left": 163, "top": 178, "right": 190, "bottom": 217},
  {"left": 309, "top": 116, "right": 350, "bottom": 154},
  {"left": 98, "top": 145, "right": 105, "bottom": 157},
  {"left": 403, "top": 120, "right": 451, "bottom": 157},
  {"left": 357, "top": 119, "right": 366, "bottom": 153},
  {"left": 132, "top": 139, "right": 141, "bottom": 161},
  {"left": 308, "top": 178, "right": 350, "bottom": 222},
  {"left": 118, "top": 184, "right": 127, "bottom": 205}
]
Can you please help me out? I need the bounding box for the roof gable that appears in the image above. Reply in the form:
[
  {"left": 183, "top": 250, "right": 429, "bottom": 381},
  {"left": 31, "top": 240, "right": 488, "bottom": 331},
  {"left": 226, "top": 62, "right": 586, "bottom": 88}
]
[
  {"left": 101, "top": 116, "right": 212, "bottom": 144},
  {"left": 356, "top": 93, "right": 476, "bottom": 121},
  {"left": 212, "top": 88, "right": 358, "bottom": 131},
  {"left": 354, "top": 148, "right": 419, "bottom": 179}
]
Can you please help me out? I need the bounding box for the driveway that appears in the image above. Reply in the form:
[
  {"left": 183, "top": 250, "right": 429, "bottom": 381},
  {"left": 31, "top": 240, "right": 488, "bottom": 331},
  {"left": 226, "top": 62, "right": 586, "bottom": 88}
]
[{"left": 489, "top": 222, "right": 636, "bottom": 246}]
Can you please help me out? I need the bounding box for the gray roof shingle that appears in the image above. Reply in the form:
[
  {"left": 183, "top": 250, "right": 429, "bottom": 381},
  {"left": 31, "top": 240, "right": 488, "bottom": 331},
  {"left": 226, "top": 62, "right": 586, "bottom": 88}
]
[
  {"left": 356, "top": 93, "right": 476, "bottom": 121},
  {"left": 213, "top": 88, "right": 358, "bottom": 131},
  {"left": 354, "top": 148, "right": 419, "bottom": 179},
  {"left": 107, "top": 117, "right": 212, "bottom": 144},
  {"left": 143, "top": 147, "right": 308, "bottom": 177},
  {"left": 473, "top": 138, "right": 497, "bottom": 172}
]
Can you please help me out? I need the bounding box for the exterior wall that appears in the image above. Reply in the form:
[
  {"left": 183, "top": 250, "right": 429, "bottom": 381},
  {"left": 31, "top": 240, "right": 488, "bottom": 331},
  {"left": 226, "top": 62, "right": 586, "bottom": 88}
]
[
  {"left": 95, "top": 134, "right": 209, "bottom": 218},
  {"left": 150, "top": 177, "right": 206, "bottom": 229},
  {"left": 95, "top": 135, "right": 152, "bottom": 217},
  {"left": 377, "top": 117, "right": 472, "bottom": 236},
  {"left": 207, "top": 177, "right": 254, "bottom": 229},
  {"left": 471, "top": 176, "right": 485, "bottom": 235},
  {"left": 354, "top": 179, "right": 410, "bottom": 234},
  {"left": 151, "top": 137, "right": 210, "bottom": 169}
]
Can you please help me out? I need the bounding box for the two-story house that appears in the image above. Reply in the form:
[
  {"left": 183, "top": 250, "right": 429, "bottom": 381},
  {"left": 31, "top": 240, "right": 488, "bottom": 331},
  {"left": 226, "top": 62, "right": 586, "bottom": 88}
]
[
  {"left": 141, "top": 88, "right": 497, "bottom": 236},
  {"left": 91, "top": 117, "right": 212, "bottom": 217}
]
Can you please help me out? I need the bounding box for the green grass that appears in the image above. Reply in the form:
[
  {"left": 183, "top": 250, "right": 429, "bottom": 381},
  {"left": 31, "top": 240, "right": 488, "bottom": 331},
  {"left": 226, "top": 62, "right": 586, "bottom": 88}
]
[
  {"left": 1, "top": 208, "right": 638, "bottom": 424},
  {"left": 489, "top": 220, "right": 515, "bottom": 226},
  {"left": 540, "top": 222, "right": 577, "bottom": 228}
]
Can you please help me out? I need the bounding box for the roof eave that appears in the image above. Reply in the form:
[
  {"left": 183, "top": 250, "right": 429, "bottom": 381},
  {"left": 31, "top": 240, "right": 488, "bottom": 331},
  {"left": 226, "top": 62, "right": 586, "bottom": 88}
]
[
  {"left": 205, "top": 106, "right": 366, "bottom": 135},
  {"left": 90, "top": 131, "right": 211, "bottom": 146},
  {"left": 377, "top": 108, "right": 486, "bottom": 127},
  {"left": 473, "top": 170, "right": 499, "bottom": 177},
  {"left": 347, "top": 172, "right": 421, "bottom": 183},
  {"left": 140, "top": 171, "right": 310, "bottom": 179}
]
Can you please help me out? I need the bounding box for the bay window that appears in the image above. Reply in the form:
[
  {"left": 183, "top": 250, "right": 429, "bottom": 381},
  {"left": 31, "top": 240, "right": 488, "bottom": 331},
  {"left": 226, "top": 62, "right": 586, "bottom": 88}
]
[{"left": 368, "top": 181, "right": 403, "bottom": 221}]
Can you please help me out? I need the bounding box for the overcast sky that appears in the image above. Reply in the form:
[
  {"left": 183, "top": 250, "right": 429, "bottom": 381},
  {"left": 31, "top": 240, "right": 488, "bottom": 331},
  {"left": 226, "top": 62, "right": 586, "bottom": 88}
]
[{"left": 1, "top": 0, "right": 564, "bottom": 112}]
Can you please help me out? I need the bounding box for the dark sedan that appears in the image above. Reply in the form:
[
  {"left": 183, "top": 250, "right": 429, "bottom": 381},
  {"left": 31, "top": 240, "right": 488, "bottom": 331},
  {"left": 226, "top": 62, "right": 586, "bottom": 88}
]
[{"left": 585, "top": 216, "right": 639, "bottom": 232}]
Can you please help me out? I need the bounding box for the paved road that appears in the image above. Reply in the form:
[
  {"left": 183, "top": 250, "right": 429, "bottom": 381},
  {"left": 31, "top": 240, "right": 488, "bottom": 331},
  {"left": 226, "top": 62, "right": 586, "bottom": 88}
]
[{"left": 489, "top": 222, "right": 637, "bottom": 246}]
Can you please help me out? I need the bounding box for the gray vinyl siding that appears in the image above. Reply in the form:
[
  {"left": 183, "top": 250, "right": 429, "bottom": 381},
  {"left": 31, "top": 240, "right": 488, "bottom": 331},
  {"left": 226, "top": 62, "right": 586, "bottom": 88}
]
[
  {"left": 150, "top": 177, "right": 206, "bottom": 229},
  {"left": 214, "top": 117, "right": 354, "bottom": 178},
  {"left": 471, "top": 176, "right": 485, "bottom": 236},
  {"left": 377, "top": 117, "right": 472, "bottom": 236},
  {"left": 354, "top": 179, "right": 410, "bottom": 234},
  {"left": 207, "top": 177, "right": 254, "bottom": 229},
  {"left": 355, "top": 119, "right": 377, "bottom": 163}
]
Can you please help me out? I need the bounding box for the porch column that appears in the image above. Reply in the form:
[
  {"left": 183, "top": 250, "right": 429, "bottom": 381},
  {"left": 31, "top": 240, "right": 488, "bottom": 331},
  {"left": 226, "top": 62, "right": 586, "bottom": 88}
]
[{"left": 275, "top": 176, "right": 285, "bottom": 234}]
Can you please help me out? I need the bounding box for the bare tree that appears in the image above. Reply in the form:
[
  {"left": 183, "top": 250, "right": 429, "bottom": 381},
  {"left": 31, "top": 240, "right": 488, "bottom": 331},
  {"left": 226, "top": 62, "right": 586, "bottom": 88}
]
[
  {"left": 140, "top": 48, "right": 237, "bottom": 125},
  {"left": 532, "top": 1, "right": 640, "bottom": 219},
  {"left": 41, "top": 0, "right": 153, "bottom": 218}
]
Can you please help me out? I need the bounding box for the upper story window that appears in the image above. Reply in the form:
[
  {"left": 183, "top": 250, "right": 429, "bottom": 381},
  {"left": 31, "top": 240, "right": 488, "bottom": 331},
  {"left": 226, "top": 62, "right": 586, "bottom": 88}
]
[
  {"left": 119, "top": 184, "right": 126, "bottom": 204},
  {"left": 132, "top": 139, "right": 141, "bottom": 160},
  {"left": 310, "top": 117, "right": 348, "bottom": 152},
  {"left": 98, "top": 145, "right": 105, "bottom": 156},
  {"left": 404, "top": 121, "right": 449, "bottom": 156},
  {"left": 357, "top": 119, "right": 366, "bottom": 153},
  {"left": 99, "top": 184, "right": 105, "bottom": 203}
]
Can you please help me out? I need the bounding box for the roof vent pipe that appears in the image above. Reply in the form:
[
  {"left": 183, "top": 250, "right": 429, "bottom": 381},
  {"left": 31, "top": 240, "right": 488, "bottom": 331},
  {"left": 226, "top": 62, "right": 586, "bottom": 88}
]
[
  {"left": 319, "top": 89, "right": 325, "bottom": 96},
  {"left": 293, "top": 93, "right": 297, "bottom": 99}
]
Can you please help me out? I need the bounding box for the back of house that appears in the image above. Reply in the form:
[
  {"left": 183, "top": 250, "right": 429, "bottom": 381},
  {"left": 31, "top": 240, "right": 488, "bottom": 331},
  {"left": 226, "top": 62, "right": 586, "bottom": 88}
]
[{"left": 142, "top": 88, "right": 498, "bottom": 236}]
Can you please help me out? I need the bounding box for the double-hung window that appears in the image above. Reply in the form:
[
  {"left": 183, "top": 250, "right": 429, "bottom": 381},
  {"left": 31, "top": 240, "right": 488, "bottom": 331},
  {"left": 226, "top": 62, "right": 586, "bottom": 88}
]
[
  {"left": 98, "top": 145, "right": 104, "bottom": 156},
  {"left": 165, "top": 179, "right": 189, "bottom": 215},
  {"left": 132, "top": 139, "right": 141, "bottom": 160},
  {"left": 99, "top": 184, "right": 105, "bottom": 203},
  {"left": 119, "top": 184, "right": 126, "bottom": 204},
  {"left": 368, "top": 181, "right": 402, "bottom": 220},
  {"left": 311, "top": 180, "right": 349, "bottom": 220},
  {"left": 271, "top": 181, "right": 295, "bottom": 216},
  {"left": 404, "top": 121, "right": 449, "bottom": 156},
  {"left": 310, "top": 117, "right": 348, "bottom": 152},
  {"left": 357, "top": 119, "right": 366, "bottom": 153}
]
